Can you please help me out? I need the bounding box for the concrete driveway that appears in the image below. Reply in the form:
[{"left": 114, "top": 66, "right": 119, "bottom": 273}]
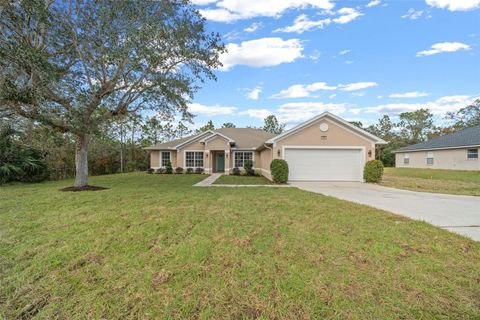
[{"left": 291, "top": 181, "right": 480, "bottom": 241}]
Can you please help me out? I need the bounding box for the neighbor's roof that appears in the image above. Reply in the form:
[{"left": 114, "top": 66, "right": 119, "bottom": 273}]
[
  {"left": 144, "top": 128, "right": 275, "bottom": 150},
  {"left": 394, "top": 125, "right": 480, "bottom": 153}
]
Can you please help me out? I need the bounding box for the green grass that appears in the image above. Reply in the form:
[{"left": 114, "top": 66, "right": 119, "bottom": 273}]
[
  {"left": 213, "top": 174, "right": 273, "bottom": 185},
  {"left": 1, "top": 173, "right": 479, "bottom": 319},
  {"left": 381, "top": 168, "right": 480, "bottom": 196}
]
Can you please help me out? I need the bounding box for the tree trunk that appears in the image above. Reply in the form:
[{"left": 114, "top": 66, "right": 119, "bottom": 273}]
[{"left": 74, "top": 134, "right": 89, "bottom": 187}]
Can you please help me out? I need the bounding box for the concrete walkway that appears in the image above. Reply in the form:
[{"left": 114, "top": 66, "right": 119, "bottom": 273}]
[
  {"left": 291, "top": 181, "right": 480, "bottom": 241},
  {"left": 193, "top": 173, "right": 222, "bottom": 187}
]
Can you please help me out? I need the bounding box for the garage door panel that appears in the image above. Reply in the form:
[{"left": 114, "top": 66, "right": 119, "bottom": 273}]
[{"left": 285, "top": 148, "right": 363, "bottom": 181}]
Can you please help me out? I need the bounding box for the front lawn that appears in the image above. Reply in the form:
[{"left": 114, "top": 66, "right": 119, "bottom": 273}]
[
  {"left": 1, "top": 173, "right": 479, "bottom": 319},
  {"left": 381, "top": 167, "right": 480, "bottom": 196},
  {"left": 213, "top": 174, "right": 273, "bottom": 185}
]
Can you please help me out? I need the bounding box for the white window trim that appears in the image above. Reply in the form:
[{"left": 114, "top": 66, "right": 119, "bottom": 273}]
[
  {"left": 183, "top": 150, "right": 205, "bottom": 168},
  {"left": 281, "top": 146, "right": 366, "bottom": 182},
  {"left": 160, "top": 151, "right": 171, "bottom": 168},
  {"left": 467, "top": 148, "right": 478, "bottom": 160},
  {"left": 426, "top": 151, "right": 434, "bottom": 165},
  {"left": 233, "top": 151, "right": 255, "bottom": 168},
  {"left": 403, "top": 153, "right": 410, "bottom": 165}
]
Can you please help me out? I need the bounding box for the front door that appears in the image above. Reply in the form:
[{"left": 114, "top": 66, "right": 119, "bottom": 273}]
[{"left": 216, "top": 153, "right": 225, "bottom": 172}]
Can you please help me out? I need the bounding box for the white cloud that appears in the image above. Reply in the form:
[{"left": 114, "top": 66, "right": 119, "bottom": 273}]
[
  {"left": 276, "top": 7, "right": 363, "bottom": 34},
  {"left": 244, "top": 22, "right": 262, "bottom": 32},
  {"left": 338, "top": 49, "right": 351, "bottom": 55},
  {"left": 426, "top": 0, "right": 480, "bottom": 11},
  {"left": 402, "top": 8, "right": 424, "bottom": 19},
  {"left": 366, "top": 0, "right": 381, "bottom": 7},
  {"left": 188, "top": 103, "right": 237, "bottom": 116},
  {"left": 239, "top": 108, "right": 272, "bottom": 119},
  {"left": 362, "top": 95, "right": 475, "bottom": 116},
  {"left": 220, "top": 37, "right": 304, "bottom": 71},
  {"left": 271, "top": 82, "right": 336, "bottom": 98},
  {"left": 344, "top": 60, "right": 354, "bottom": 64},
  {"left": 329, "top": 93, "right": 337, "bottom": 99},
  {"left": 389, "top": 91, "right": 430, "bottom": 98},
  {"left": 276, "top": 102, "right": 347, "bottom": 124},
  {"left": 191, "top": 0, "right": 217, "bottom": 5},
  {"left": 352, "top": 92, "right": 366, "bottom": 97},
  {"left": 338, "top": 82, "right": 378, "bottom": 91},
  {"left": 417, "top": 42, "right": 471, "bottom": 56},
  {"left": 245, "top": 84, "right": 262, "bottom": 100},
  {"left": 200, "top": 0, "right": 334, "bottom": 22}
]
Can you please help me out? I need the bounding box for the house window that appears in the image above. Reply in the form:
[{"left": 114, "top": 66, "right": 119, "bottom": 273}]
[
  {"left": 185, "top": 151, "right": 204, "bottom": 167},
  {"left": 403, "top": 154, "right": 409, "bottom": 165},
  {"left": 467, "top": 148, "right": 478, "bottom": 160},
  {"left": 161, "top": 152, "right": 170, "bottom": 167},
  {"left": 426, "top": 151, "right": 434, "bottom": 165},
  {"left": 234, "top": 151, "right": 253, "bottom": 168}
]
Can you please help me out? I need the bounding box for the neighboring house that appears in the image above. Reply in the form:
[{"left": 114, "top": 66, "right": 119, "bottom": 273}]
[
  {"left": 145, "top": 112, "right": 386, "bottom": 181},
  {"left": 393, "top": 125, "right": 480, "bottom": 170}
]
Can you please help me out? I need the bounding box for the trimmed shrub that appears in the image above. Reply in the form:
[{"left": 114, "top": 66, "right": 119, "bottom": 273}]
[
  {"left": 186, "top": 167, "right": 194, "bottom": 174},
  {"left": 195, "top": 167, "right": 204, "bottom": 174},
  {"left": 165, "top": 161, "right": 173, "bottom": 174},
  {"left": 270, "top": 159, "right": 288, "bottom": 183},
  {"left": 243, "top": 160, "right": 255, "bottom": 176},
  {"left": 363, "top": 160, "right": 384, "bottom": 182},
  {"left": 155, "top": 168, "right": 165, "bottom": 174},
  {"left": 147, "top": 168, "right": 154, "bottom": 174},
  {"left": 175, "top": 167, "right": 184, "bottom": 174},
  {"left": 232, "top": 167, "right": 241, "bottom": 176}
]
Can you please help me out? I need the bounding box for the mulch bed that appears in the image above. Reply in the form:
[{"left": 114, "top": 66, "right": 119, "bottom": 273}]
[{"left": 59, "top": 185, "right": 109, "bottom": 192}]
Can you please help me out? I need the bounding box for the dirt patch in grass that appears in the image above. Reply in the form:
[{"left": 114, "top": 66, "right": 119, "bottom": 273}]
[{"left": 59, "top": 185, "right": 109, "bottom": 192}]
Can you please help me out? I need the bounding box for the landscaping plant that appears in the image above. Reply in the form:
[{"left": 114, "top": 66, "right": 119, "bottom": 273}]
[
  {"left": 270, "top": 159, "right": 289, "bottom": 183},
  {"left": 364, "top": 160, "right": 384, "bottom": 182}
]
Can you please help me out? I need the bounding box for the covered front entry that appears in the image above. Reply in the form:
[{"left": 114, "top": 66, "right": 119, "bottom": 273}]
[
  {"left": 284, "top": 147, "right": 364, "bottom": 181},
  {"left": 214, "top": 152, "right": 225, "bottom": 172}
]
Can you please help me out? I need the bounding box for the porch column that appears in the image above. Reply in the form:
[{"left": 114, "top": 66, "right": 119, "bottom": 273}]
[
  {"left": 225, "top": 149, "right": 230, "bottom": 174},
  {"left": 206, "top": 150, "right": 211, "bottom": 174}
]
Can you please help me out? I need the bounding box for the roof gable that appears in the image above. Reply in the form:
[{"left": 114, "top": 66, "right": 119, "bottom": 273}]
[{"left": 266, "top": 112, "right": 387, "bottom": 145}]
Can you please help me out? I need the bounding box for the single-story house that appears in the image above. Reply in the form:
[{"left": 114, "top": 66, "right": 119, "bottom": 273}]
[
  {"left": 393, "top": 124, "right": 480, "bottom": 170},
  {"left": 145, "top": 112, "right": 386, "bottom": 181}
]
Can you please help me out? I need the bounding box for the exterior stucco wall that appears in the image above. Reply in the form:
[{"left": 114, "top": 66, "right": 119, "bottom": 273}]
[
  {"left": 258, "top": 148, "right": 273, "bottom": 180},
  {"left": 273, "top": 118, "right": 376, "bottom": 162},
  {"left": 150, "top": 151, "right": 160, "bottom": 168},
  {"left": 395, "top": 148, "right": 480, "bottom": 170},
  {"left": 205, "top": 136, "right": 230, "bottom": 150}
]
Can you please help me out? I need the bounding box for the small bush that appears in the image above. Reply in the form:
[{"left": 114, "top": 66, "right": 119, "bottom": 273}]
[
  {"left": 243, "top": 160, "right": 255, "bottom": 176},
  {"left": 165, "top": 161, "right": 173, "bottom": 174},
  {"left": 147, "top": 168, "right": 154, "bottom": 174},
  {"left": 155, "top": 168, "right": 165, "bottom": 174},
  {"left": 231, "top": 167, "right": 241, "bottom": 176},
  {"left": 186, "top": 167, "right": 194, "bottom": 174},
  {"left": 195, "top": 167, "right": 204, "bottom": 174},
  {"left": 175, "top": 167, "right": 184, "bottom": 174},
  {"left": 270, "top": 159, "right": 288, "bottom": 183},
  {"left": 363, "top": 160, "right": 384, "bottom": 182}
]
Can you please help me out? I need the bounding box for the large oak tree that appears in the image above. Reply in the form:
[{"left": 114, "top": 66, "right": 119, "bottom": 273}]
[{"left": 0, "top": 0, "right": 224, "bottom": 187}]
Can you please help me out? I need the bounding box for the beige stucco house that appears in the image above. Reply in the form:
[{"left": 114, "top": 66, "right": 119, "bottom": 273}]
[
  {"left": 393, "top": 125, "right": 480, "bottom": 170},
  {"left": 146, "top": 112, "right": 386, "bottom": 181}
]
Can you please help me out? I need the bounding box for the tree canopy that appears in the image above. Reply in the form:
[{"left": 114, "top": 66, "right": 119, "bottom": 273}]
[{"left": 0, "top": 0, "right": 224, "bottom": 187}]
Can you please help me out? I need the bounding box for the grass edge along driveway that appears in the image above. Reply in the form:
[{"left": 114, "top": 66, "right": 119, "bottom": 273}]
[
  {"left": 381, "top": 167, "right": 480, "bottom": 196},
  {"left": 1, "top": 172, "right": 479, "bottom": 319}
]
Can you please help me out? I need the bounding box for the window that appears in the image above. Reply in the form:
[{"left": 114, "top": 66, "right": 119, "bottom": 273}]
[
  {"left": 234, "top": 151, "right": 253, "bottom": 168},
  {"left": 403, "top": 154, "right": 409, "bottom": 165},
  {"left": 426, "top": 151, "right": 434, "bottom": 165},
  {"left": 161, "top": 152, "right": 170, "bottom": 167},
  {"left": 185, "top": 151, "right": 204, "bottom": 167},
  {"left": 467, "top": 148, "right": 478, "bottom": 160}
]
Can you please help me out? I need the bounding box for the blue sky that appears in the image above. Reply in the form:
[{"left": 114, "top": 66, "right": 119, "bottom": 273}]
[{"left": 186, "top": 0, "right": 479, "bottom": 129}]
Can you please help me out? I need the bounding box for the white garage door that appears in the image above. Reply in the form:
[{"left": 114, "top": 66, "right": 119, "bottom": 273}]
[{"left": 284, "top": 148, "right": 364, "bottom": 181}]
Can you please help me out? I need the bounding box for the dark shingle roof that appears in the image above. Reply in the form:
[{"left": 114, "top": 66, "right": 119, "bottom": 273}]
[
  {"left": 394, "top": 125, "right": 480, "bottom": 152},
  {"left": 144, "top": 128, "right": 275, "bottom": 150}
]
